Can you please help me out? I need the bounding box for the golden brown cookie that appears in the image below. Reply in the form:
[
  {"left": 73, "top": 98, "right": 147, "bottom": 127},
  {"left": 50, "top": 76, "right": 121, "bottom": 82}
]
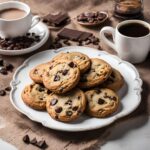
[
  {"left": 85, "top": 88, "right": 119, "bottom": 118},
  {"left": 78, "top": 58, "right": 112, "bottom": 89},
  {"left": 46, "top": 88, "right": 86, "bottom": 122},
  {"left": 52, "top": 52, "right": 91, "bottom": 73},
  {"left": 29, "top": 63, "right": 50, "bottom": 83},
  {"left": 43, "top": 59, "right": 80, "bottom": 94},
  {"left": 21, "top": 83, "right": 51, "bottom": 110},
  {"left": 100, "top": 68, "right": 124, "bottom": 91}
]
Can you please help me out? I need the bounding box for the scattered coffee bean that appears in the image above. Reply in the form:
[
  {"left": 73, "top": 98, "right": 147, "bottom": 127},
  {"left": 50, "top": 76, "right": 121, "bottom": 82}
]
[
  {"left": 36, "top": 140, "right": 47, "bottom": 149},
  {"left": 0, "top": 90, "right": 6, "bottom": 96},
  {"left": 5, "top": 86, "right": 11, "bottom": 91},
  {"left": 98, "top": 98, "right": 105, "bottom": 105},
  {"left": 23, "top": 134, "right": 30, "bottom": 144},
  {"left": 0, "top": 67, "right": 7, "bottom": 75},
  {"left": 55, "top": 107, "right": 62, "bottom": 113},
  {"left": 5, "top": 63, "right": 14, "bottom": 71},
  {"left": 30, "top": 137, "right": 37, "bottom": 145},
  {"left": 54, "top": 74, "right": 60, "bottom": 81},
  {"left": 50, "top": 99, "right": 58, "bottom": 106}
]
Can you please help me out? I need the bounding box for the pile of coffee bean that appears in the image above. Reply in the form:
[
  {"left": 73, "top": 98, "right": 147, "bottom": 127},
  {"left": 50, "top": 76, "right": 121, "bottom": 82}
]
[
  {"left": 23, "top": 134, "right": 48, "bottom": 149},
  {"left": 0, "top": 86, "right": 11, "bottom": 96},
  {"left": 0, "top": 58, "right": 14, "bottom": 75},
  {"left": 77, "top": 11, "right": 107, "bottom": 24},
  {"left": 0, "top": 33, "right": 41, "bottom": 50}
]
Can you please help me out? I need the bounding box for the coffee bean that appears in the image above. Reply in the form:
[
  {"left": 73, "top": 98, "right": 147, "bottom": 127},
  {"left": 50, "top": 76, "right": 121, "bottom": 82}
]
[
  {"left": 5, "top": 63, "right": 14, "bottom": 71},
  {"left": 0, "top": 90, "right": 6, "bottom": 96},
  {"left": 23, "top": 134, "right": 30, "bottom": 144},
  {"left": 68, "top": 62, "right": 76, "bottom": 68},
  {"left": 0, "top": 67, "right": 7, "bottom": 75},
  {"left": 5, "top": 86, "right": 11, "bottom": 91},
  {"left": 62, "top": 69, "right": 69, "bottom": 75},
  {"left": 54, "top": 74, "right": 60, "bottom": 81},
  {"left": 36, "top": 140, "right": 47, "bottom": 148},
  {"left": 0, "top": 59, "right": 3, "bottom": 66},
  {"left": 98, "top": 98, "right": 105, "bottom": 105},
  {"left": 66, "top": 111, "right": 73, "bottom": 116},
  {"left": 30, "top": 137, "right": 37, "bottom": 145},
  {"left": 55, "top": 107, "right": 62, "bottom": 113},
  {"left": 50, "top": 99, "right": 58, "bottom": 106},
  {"left": 72, "top": 106, "right": 78, "bottom": 111}
]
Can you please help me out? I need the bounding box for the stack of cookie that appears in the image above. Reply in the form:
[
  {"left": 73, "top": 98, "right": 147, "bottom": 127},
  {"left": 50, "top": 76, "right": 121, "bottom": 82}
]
[{"left": 22, "top": 52, "right": 124, "bottom": 122}]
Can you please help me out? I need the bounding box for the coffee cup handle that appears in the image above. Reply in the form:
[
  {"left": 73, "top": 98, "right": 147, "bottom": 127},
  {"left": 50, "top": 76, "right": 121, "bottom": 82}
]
[
  {"left": 100, "top": 27, "right": 116, "bottom": 51},
  {"left": 31, "top": 15, "right": 41, "bottom": 28}
]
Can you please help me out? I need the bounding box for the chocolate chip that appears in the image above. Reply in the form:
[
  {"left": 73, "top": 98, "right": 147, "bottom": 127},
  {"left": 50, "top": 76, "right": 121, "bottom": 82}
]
[
  {"left": 0, "top": 67, "right": 7, "bottom": 75},
  {"left": 72, "top": 106, "right": 78, "bottom": 111},
  {"left": 23, "top": 134, "right": 30, "bottom": 144},
  {"left": 55, "top": 107, "right": 62, "bottom": 113},
  {"left": 30, "top": 137, "right": 37, "bottom": 145},
  {"left": 95, "top": 89, "right": 101, "bottom": 94},
  {"left": 47, "top": 90, "right": 51, "bottom": 94},
  {"left": 111, "top": 96, "right": 117, "bottom": 101},
  {"left": 50, "top": 99, "right": 58, "bottom": 106},
  {"left": 38, "top": 86, "right": 45, "bottom": 92},
  {"left": 98, "top": 98, "right": 105, "bottom": 105},
  {"left": 54, "top": 74, "right": 60, "bottom": 81},
  {"left": 36, "top": 140, "right": 47, "bottom": 149},
  {"left": 66, "top": 111, "right": 73, "bottom": 116},
  {"left": 62, "top": 69, "right": 69, "bottom": 75},
  {"left": 5, "top": 86, "right": 11, "bottom": 91},
  {"left": 77, "top": 96, "right": 81, "bottom": 99},
  {"left": 65, "top": 99, "right": 72, "bottom": 105},
  {"left": 68, "top": 62, "right": 76, "bottom": 68},
  {"left": 0, "top": 90, "right": 6, "bottom": 96}
]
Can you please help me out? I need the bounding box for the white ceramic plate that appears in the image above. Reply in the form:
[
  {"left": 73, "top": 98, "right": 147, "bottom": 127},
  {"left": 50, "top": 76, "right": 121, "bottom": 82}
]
[
  {"left": 0, "top": 22, "right": 49, "bottom": 55},
  {"left": 10, "top": 46, "right": 142, "bottom": 132}
]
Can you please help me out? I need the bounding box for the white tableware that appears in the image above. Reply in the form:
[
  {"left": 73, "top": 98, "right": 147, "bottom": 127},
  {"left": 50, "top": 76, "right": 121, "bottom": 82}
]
[
  {"left": 100, "top": 20, "right": 150, "bottom": 64},
  {"left": 0, "top": 22, "right": 49, "bottom": 55},
  {"left": 0, "top": 1, "right": 40, "bottom": 38},
  {"left": 10, "top": 46, "right": 142, "bottom": 132}
]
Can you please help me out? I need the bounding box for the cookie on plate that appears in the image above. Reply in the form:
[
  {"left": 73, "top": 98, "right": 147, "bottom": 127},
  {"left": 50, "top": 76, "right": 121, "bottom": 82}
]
[
  {"left": 78, "top": 58, "right": 112, "bottom": 89},
  {"left": 29, "top": 63, "right": 49, "bottom": 83},
  {"left": 52, "top": 52, "right": 91, "bottom": 73},
  {"left": 43, "top": 59, "right": 80, "bottom": 94},
  {"left": 85, "top": 88, "right": 119, "bottom": 118},
  {"left": 46, "top": 88, "right": 86, "bottom": 122},
  {"left": 100, "top": 68, "right": 124, "bottom": 91},
  {"left": 22, "top": 83, "right": 51, "bottom": 110}
]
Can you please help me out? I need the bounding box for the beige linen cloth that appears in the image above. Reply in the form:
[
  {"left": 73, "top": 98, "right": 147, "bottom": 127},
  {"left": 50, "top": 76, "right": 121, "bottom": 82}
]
[{"left": 0, "top": 0, "right": 150, "bottom": 150}]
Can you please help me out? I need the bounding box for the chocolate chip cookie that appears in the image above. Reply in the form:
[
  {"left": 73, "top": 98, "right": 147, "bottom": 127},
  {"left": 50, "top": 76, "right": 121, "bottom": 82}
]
[
  {"left": 43, "top": 59, "right": 80, "bottom": 94},
  {"left": 46, "top": 88, "right": 86, "bottom": 122},
  {"left": 29, "top": 63, "right": 49, "bottom": 83},
  {"left": 22, "top": 83, "right": 51, "bottom": 110},
  {"left": 78, "top": 58, "right": 112, "bottom": 89},
  {"left": 52, "top": 52, "right": 91, "bottom": 73},
  {"left": 100, "top": 68, "right": 124, "bottom": 91},
  {"left": 85, "top": 88, "right": 119, "bottom": 118}
]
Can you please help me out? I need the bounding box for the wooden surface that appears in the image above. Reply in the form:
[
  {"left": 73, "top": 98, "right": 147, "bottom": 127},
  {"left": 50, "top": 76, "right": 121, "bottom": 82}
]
[{"left": 0, "top": 0, "right": 150, "bottom": 150}]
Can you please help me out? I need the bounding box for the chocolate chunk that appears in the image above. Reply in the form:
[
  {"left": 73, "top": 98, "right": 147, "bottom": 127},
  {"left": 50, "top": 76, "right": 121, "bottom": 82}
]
[
  {"left": 95, "top": 89, "right": 101, "bottom": 94},
  {"left": 66, "top": 111, "right": 73, "bottom": 116},
  {"left": 62, "top": 69, "right": 69, "bottom": 75},
  {"left": 30, "top": 137, "right": 37, "bottom": 145},
  {"left": 98, "top": 98, "right": 105, "bottom": 105},
  {"left": 0, "top": 90, "right": 6, "bottom": 96},
  {"left": 38, "top": 86, "right": 45, "bottom": 92},
  {"left": 23, "top": 134, "right": 30, "bottom": 144},
  {"left": 36, "top": 140, "right": 48, "bottom": 148},
  {"left": 72, "top": 106, "right": 78, "bottom": 111},
  {"left": 68, "top": 62, "right": 76, "bottom": 68},
  {"left": 54, "top": 74, "right": 60, "bottom": 81},
  {"left": 79, "top": 32, "right": 93, "bottom": 41},
  {"left": 55, "top": 107, "right": 62, "bottom": 113},
  {"left": 50, "top": 99, "right": 58, "bottom": 106},
  {"left": 58, "top": 28, "right": 83, "bottom": 41},
  {"left": 0, "top": 67, "right": 7, "bottom": 75},
  {"left": 5, "top": 86, "right": 11, "bottom": 91}
]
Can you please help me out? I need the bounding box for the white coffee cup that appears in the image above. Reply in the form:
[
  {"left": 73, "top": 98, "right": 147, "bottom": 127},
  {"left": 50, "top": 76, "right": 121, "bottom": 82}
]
[
  {"left": 0, "top": 1, "right": 40, "bottom": 38},
  {"left": 100, "top": 20, "right": 150, "bottom": 64}
]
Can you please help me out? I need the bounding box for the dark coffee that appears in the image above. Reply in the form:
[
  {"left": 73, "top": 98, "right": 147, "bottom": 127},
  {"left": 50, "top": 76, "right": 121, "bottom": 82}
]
[{"left": 119, "top": 23, "right": 149, "bottom": 37}]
